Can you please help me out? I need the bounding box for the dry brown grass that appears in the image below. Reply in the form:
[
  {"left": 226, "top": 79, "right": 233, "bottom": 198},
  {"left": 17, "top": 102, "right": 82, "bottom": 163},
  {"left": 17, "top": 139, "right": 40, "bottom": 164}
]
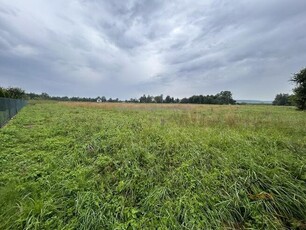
[
  {"left": 60, "top": 101, "right": 239, "bottom": 111},
  {"left": 60, "top": 101, "right": 197, "bottom": 110},
  {"left": 60, "top": 102, "right": 243, "bottom": 127}
]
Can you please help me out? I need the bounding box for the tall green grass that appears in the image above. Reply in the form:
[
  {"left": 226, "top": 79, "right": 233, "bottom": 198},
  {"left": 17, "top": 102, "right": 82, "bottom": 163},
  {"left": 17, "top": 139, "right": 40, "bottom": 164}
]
[{"left": 0, "top": 102, "right": 305, "bottom": 229}]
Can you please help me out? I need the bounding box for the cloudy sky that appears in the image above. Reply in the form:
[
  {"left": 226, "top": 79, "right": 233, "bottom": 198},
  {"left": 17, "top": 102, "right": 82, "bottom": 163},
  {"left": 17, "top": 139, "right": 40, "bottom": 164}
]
[{"left": 0, "top": 0, "right": 305, "bottom": 100}]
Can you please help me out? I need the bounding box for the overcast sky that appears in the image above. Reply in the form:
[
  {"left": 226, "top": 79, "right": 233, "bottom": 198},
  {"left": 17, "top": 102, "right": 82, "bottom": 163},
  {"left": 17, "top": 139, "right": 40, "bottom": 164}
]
[{"left": 0, "top": 0, "right": 306, "bottom": 100}]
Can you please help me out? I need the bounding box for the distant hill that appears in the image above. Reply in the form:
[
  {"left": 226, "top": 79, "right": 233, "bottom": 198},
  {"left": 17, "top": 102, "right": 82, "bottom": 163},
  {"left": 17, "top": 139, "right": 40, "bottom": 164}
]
[{"left": 236, "top": 100, "right": 272, "bottom": 104}]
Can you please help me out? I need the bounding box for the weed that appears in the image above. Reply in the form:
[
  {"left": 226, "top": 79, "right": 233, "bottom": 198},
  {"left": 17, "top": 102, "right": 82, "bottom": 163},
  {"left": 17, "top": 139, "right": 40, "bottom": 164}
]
[{"left": 0, "top": 101, "right": 305, "bottom": 229}]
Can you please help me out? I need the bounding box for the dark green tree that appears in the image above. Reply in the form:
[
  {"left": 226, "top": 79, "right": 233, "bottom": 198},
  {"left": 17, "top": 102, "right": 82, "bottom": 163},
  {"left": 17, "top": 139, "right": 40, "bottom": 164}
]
[
  {"left": 272, "top": 93, "right": 291, "bottom": 106},
  {"left": 291, "top": 67, "right": 306, "bottom": 110},
  {"left": 164, "top": 95, "right": 174, "bottom": 103},
  {"left": 288, "top": 94, "right": 296, "bottom": 106},
  {"left": 216, "top": 91, "right": 236, "bottom": 104},
  {"left": 0, "top": 87, "right": 7, "bottom": 98},
  {"left": 180, "top": 97, "right": 189, "bottom": 103},
  {"left": 6, "top": 87, "right": 25, "bottom": 99},
  {"left": 101, "top": 96, "right": 107, "bottom": 102},
  {"left": 41, "top": 92, "right": 50, "bottom": 100},
  {"left": 146, "top": 95, "right": 153, "bottom": 103},
  {"left": 139, "top": 94, "right": 147, "bottom": 103},
  {"left": 154, "top": 94, "right": 163, "bottom": 103}
]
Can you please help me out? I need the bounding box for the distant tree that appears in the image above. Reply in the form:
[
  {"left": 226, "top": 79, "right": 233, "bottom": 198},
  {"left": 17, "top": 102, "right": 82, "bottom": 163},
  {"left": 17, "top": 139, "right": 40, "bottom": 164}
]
[
  {"left": 41, "top": 92, "right": 50, "bottom": 100},
  {"left": 139, "top": 94, "right": 147, "bottom": 103},
  {"left": 146, "top": 95, "right": 153, "bottom": 103},
  {"left": 216, "top": 91, "right": 236, "bottom": 104},
  {"left": 180, "top": 97, "right": 189, "bottom": 103},
  {"left": 138, "top": 94, "right": 153, "bottom": 103},
  {"left": 101, "top": 96, "right": 107, "bottom": 102},
  {"left": 6, "top": 87, "right": 25, "bottom": 99},
  {"left": 182, "top": 91, "right": 235, "bottom": 105},
  {"left": 189, "top": 95, "right": 198, "bottom": 104},
  {"left": 0, "top": 87, "right": 7, "bottom": 98},
  {"left": 25, "top": 93, "right": 33, "bottom": 99},
  {"left": 272, "top": 93, "right": 292, "bottom": 106},
  {"left": 291, "top": 67, "right": 306, "bottom": 110},
  {"left": 129, "top": 98, "right": 139, "bottom": 103},
  {"left": 164, "top": 95, "right": 169, "bottom": 103},
  {"left": 164, "top": 95, "right": 173, "bottom": 103},
  {"left": 154, "top": 94, "right": 163, "bottom": 103}
]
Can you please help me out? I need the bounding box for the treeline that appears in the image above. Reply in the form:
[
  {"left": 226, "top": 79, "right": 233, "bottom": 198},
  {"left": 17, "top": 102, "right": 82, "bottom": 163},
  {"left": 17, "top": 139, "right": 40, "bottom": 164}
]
[
  {"left": 28, "top": 91, "right": 236, "bottom": 104},
  {"left": 0, "top": 87, "right": 26, "bottom": 99},
  {"left": 0, "top": 88, "right": 96, "bottom": 102},
  {"left": 272, "top": 93, "right": 295, "bottom": 106},
  {"left": 134, "top": 91, "right": 236, "bottom": 104},
  {"left": 272, "top": 67, "right": 306, "bottom": 110},
  {"left": 26, "top": 92, "right": 123, "bottom": 102},
  {"left": 1, "top": 87, "right": 236, "bottom": 105},
  {"left": 26, "top": 92, "right": 98, "bottom": 102}
]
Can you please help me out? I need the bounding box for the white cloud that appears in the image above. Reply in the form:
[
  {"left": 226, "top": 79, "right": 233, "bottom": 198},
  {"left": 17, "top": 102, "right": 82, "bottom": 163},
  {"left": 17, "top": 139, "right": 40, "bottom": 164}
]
[{"left": 0, "top": 0, "right": 306, "bottom": 99}]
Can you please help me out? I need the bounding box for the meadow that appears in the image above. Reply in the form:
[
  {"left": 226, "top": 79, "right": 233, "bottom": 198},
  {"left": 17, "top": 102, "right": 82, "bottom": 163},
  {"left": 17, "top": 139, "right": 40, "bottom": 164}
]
[{"left": 0, "top": 101, "right": 305, "bottom": 229}]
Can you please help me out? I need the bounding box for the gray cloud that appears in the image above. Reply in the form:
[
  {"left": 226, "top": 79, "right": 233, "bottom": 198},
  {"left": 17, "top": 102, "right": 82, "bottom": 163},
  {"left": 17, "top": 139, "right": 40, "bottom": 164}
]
[{"left": 0, "top": 0, "right": 306, "bottom": 100}]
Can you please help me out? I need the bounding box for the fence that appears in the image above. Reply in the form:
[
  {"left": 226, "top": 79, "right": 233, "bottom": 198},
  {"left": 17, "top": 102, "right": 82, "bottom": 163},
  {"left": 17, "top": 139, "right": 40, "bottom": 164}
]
[{"left": 0, "top": 98, "right": 27, "bottom": 127}]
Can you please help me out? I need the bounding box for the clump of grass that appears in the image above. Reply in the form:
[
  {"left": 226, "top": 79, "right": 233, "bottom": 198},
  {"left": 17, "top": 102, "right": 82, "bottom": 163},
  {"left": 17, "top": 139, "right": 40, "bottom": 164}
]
[{"left": 0, "top": 101, "right": 305, "bottom": 229}]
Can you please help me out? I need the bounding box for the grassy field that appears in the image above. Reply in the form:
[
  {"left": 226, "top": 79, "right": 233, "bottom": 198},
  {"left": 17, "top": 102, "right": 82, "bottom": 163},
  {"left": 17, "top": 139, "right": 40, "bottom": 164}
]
[{"left": 0, "top": 101, "right": 305, "bottom": 229}]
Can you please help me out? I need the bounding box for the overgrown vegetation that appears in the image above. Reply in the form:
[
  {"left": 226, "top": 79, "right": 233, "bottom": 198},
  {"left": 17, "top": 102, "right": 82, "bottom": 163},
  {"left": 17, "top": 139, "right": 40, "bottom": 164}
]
[
  {"left": 0, "top": 87, "right": 25, "bottom": 99},
  {"left": 0, "top": 102, "right": 305, "bottom": 229}
]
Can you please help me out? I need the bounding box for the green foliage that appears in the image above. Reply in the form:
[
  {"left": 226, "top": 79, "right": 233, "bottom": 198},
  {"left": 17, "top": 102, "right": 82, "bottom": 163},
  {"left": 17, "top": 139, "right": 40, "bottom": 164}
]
[
  {"left": 291, "top": 67, "right": 306, "bottom": 110},
  {"left": 26, "top": 92, "right": 98, "bottom": 102},
  {"left": 6, "top": 87, "right": 25, "bottom": 99},
  {"left": 272, "top": 93, "right": 292, "bottom": 106},
  {"left": 0, "top": 87, "right": 25, "bottom": 99},
  {"left": 0, "top": 87, "right": 7, "bottom": 98},
  {"left": 184, "top": 91, "right": 236, "bottom": 104},
  {"left": 0, "top": 102, "right": 305, "bottom": 229},
  {"left": 101, "top": 96, "right": 107, "bottom": 102},
  {"left": 139, "top": 94, "right": 153, "bottom": 103},
  {"left": 154, "top": 94, "right": 163, "bottom": 103},
  {"left": 138, "top": 91, "right": 236, "bottom": 104},
  {"left": 164, "top": 95, "right": 174, "bottom": 103}
]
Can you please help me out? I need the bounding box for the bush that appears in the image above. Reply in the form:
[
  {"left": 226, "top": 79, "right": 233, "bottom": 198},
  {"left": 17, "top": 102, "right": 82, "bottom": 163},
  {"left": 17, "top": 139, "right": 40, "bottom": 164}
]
[
  {"left": 0, "top": 86, "right": 25, "bottom": 99},
  {"left": 291, "top": 67, "right": 306, "bottom": 110}
]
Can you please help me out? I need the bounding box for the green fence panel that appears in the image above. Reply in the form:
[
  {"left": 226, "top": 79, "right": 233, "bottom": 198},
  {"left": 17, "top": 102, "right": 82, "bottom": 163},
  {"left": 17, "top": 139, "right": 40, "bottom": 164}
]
[{"left": 0, "top": 98, "right": 27, "bottom": 127}]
